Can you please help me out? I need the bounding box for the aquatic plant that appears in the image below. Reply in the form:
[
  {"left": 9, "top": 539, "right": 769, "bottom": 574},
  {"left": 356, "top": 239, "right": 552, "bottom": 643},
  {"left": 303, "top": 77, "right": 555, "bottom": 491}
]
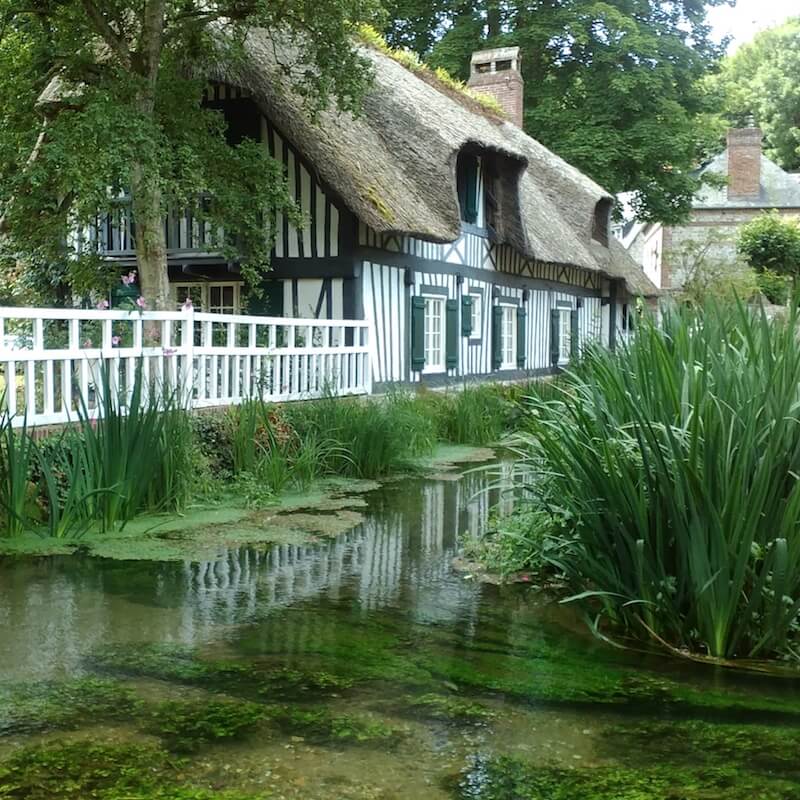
[
  {"left": 73, "top": 365, "right": 194, "bottom": 529},
  {"left": 145, "top": 699, "right": 266, "bottom": 752},
  {"left": 401, "top": 693, "right": 493, "bottom": 722},
  {"left": 0, "top": 411, "right": 41, "bottom": 536},
  {"left": 448, "top": 755, "right": 800, "bottom": 800},
  {"left": 266, "top": 705, "right": 404, "bottom": 745},
  {"left": 0, "top": 740, "right": 263, "bottom": 799},
  {"left": 429, "top": 386, "right": 514, "bottom": 445},
  {"left": 0, "top": 678, "right": 137, "bottom": 736},
  {"left": 86, "top": 644, "right": 249, "bottom": 686},
  {"left": 513, "top": 300, "right": 800, "bottom": 661}
]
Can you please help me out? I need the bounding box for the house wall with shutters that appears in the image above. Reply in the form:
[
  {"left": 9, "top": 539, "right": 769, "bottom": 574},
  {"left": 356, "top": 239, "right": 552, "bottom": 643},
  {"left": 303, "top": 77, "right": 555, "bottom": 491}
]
[{"left": 360, "top": 261, "right": 607, "bottom": 388}]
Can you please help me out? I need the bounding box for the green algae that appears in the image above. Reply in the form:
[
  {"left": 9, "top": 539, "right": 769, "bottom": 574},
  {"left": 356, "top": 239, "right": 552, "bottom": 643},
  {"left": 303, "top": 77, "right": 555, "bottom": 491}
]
[
  {"left": 265, "top": 705, "right": 405, "bottom": 745},
  {"left": 0, "top": 740, "right": 264, "bottom": 800},
  {"left": 145, "top": 699, "right": 266, "bottom": 753},
  {"left": 257, "top": 667, "right": 355, "bottom": 698},
  {"left": 399, "top": 693, "right": 493, "bottom": 723},
  {"left": 602, "top": 718, "right": 800, "bottom": 776},
  {"left": 0, "top": 478, "right": 373, "bottom": 562},
  {"left": 448, "top": 756, "right": 800, "bottom": 800},
  {"left": 87, "top": 644, "right": 250, "bottom": 686},
  {"left": 0, "top": 678, "right": 137, "bottom": 737}
]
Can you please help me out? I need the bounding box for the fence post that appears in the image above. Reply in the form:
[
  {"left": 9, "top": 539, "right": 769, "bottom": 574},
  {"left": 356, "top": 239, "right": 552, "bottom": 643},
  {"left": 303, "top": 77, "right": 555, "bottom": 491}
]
[{"left": 180, "top": 307, "right": 195, "bottom": 407}]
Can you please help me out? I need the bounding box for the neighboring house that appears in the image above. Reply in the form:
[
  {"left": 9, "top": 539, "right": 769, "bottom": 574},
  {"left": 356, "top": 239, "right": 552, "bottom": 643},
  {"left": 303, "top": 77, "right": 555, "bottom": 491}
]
[
  {"left": 621, "top": 127, "right": 800, "bottom": 292},
  {"left": 50, "top": 36, "right": 656, "bottom": 390}
]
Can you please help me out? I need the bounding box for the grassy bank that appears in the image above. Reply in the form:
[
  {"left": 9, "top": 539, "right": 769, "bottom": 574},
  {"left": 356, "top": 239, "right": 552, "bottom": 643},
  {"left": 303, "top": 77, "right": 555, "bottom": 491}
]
[
  {"left": 468, "top": 301, "right": 800, "bottom": 664},
  {"left": 0, "top": 373, "right": 525, "bottom": 557}
]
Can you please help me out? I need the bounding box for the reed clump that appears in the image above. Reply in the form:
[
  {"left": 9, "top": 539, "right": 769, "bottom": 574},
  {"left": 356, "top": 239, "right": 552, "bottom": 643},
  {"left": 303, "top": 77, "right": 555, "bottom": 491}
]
[{"left": 509, "top": 300, "right": 800, "bottom": 661}]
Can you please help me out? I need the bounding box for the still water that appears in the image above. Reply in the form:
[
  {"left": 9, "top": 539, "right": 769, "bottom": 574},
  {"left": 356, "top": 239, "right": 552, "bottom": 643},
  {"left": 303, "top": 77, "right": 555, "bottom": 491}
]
[{"left": 2, "top": 462, "right": 800, "bottom": 799}]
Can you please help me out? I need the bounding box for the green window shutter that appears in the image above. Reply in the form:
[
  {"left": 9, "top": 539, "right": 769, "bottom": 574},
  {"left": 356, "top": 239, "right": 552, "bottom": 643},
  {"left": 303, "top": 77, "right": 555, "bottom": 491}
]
[
  {"left": 550, "top": 309, "right": 560, "bottom": 367},
  {"left": 446, "top": 299, "right": 458, "bottom": 370},
  {"left": 492, "top": 305, "right": 503, "bottom": 370},
  {"left": 516, "top": 308, "right": 527, "bottom": 368},
  {"left": 411, "top": 296, "right": 425, "bottom": 371},
  {"left": 570, "top": 309, "right": 580, "bottom": 359},
  {"left": 458, "top": 156, "right": 479, "bottom": 224},
  {"left": 461, "top": 295, "right": 473, "bottom": 337}
]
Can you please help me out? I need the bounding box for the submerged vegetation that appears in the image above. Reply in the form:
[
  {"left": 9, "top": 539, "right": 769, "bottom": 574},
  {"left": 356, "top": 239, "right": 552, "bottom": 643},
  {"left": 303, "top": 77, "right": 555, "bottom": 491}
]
[
  {"left": 481, "top": 301, "right": 800, "bottom": 662},
  {"left": 0, "top": 377, "right": 518, "bottom": 547}
]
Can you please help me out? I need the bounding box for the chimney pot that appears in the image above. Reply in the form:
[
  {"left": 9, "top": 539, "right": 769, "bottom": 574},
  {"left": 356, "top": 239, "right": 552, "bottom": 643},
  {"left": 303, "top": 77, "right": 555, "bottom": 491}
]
[
  {"left": 467, "top": 46, "right": 524, "bottom": 127},
  {"left": 727, "top": 127, "right": 762, "bottom": 200}
]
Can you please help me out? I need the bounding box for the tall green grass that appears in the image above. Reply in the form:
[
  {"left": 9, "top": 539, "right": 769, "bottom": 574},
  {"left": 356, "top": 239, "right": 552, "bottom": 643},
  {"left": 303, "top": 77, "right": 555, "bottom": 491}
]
[
  {"left": 0, "top": 411, "right": 40, "bottom": 536},
  {"left": 517, "top": 300, "right": 800, "bottom": 661}
]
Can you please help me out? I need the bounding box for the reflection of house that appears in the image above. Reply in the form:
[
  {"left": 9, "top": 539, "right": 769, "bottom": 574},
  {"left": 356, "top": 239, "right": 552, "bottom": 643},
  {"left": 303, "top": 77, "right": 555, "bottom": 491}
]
[
  {"left": 47, "top": 36, "right": 655, "bottom": 388},
  {"left": 620, "top": 127, "right": 800, "bottom": 291}
]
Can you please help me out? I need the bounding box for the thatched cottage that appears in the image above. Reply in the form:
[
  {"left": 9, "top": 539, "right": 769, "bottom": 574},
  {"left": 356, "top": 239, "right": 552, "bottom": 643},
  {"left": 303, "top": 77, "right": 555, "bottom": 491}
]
[{"left": 71, "top": 34, "right": 656, "bottom": 389}]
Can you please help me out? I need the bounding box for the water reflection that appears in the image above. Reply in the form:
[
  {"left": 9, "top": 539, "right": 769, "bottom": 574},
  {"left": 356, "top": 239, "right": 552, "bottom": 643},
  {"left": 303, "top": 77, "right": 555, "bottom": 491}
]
[{"left": 0, "top": 461, "right": 528, "bottom": 681}]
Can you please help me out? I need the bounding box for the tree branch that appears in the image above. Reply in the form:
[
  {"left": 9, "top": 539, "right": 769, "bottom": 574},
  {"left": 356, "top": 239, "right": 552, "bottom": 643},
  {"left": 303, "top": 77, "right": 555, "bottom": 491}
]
[{"left": 81, "top": 0, "right": 132, "bottom": 69}]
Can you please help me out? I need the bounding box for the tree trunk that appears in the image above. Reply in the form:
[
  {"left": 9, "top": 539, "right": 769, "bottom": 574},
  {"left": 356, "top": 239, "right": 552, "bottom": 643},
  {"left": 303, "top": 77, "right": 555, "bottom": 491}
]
[{"left": 131, "top": 166, "right": 170, "bottom": 309}]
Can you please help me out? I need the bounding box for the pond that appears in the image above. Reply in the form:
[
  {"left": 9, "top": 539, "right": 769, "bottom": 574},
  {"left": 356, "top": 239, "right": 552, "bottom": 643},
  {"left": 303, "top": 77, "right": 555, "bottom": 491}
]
[{"left": 2, "top": 461, "right": 800, "bottom": 799}]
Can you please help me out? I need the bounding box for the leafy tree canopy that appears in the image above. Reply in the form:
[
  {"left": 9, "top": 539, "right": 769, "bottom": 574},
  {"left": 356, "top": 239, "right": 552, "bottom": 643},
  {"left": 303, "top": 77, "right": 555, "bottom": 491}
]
[
  {"left": 382, "top": 0, "right": 731, "bottom": 224},
  {"left": 707, "top": 17, "right": 800, "bottom": 171},
  {"left": 0, "top": 0, "right": 377, "bottom": 306}
]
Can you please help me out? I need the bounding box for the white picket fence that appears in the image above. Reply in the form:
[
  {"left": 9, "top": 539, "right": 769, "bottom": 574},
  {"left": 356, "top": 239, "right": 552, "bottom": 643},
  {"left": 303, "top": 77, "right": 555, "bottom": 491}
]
[{"left": 0, "top": 307, "right": 373, "bottom": 427}]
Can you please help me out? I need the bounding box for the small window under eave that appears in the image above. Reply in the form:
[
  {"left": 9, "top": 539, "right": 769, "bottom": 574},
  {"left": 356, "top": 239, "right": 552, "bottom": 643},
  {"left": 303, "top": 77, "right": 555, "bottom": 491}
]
[
  {"left": 457, "top": 153, "right": 480, "bottom": 225},
  {"left": 592, "top": 198, "right": 612, "bottom": 246}
]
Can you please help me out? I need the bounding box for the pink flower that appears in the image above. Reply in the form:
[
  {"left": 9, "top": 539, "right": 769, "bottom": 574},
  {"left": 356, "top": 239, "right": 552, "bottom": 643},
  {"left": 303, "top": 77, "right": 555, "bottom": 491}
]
[
  {"left": 83, "top": 338, "right": 93, "bottom": 348},
  {"left": 96, "top": 299, "right": 109, "bottom": 310},
  {"left": 111, "top": 335, "right": 121, "bottom": 346},
  {"left": 135, "top": 296, "right": 147, "bottom": 309},
  {"left": 181, "top": 297, "right": 193, "bottom": 312},
  {"left": 121, "top": 271, "right": 137, "bottom": 286},
  {"left": 162, "top": 347, "right": 176, "bottom": 356}
]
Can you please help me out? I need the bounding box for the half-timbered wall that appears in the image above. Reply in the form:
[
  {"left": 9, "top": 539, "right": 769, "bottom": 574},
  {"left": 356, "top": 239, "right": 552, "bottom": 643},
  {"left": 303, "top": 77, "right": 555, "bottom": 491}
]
[
  {"left": 362, "top": 260, "right": 605, "bottom": 386},
  {"left": 284, "top": 278, "right": 345, "bottom": 320},
  {"left": 75, "top": 83, "right": 342, "bottom": 262}
]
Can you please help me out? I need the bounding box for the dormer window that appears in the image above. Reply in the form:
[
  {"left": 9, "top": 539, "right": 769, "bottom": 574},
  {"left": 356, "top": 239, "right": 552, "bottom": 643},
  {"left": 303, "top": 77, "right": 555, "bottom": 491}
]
[
  {"left": 592, "top": 198, "right": 612, "bottom": 246},
  {"left": 457, "top": 153, "right": 480, "bottom": 225}
]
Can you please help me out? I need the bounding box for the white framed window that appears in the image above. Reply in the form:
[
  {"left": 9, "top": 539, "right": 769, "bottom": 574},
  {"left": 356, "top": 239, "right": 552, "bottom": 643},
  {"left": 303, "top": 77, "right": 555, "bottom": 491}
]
[
  {"left": 500, "top": 304, "right": 516, "bottom": 370},
  {"left": 423, "top": 295, "right": 446, "bottom": 374},
  {"left": 470, "top": 291, "right": 482, "bottom": 337},
  {"left": 558, "top": 307, "right": 572, "bottom": 363},
  {"left": 172, "top": 282, "right": 241, "bottom": 314}
]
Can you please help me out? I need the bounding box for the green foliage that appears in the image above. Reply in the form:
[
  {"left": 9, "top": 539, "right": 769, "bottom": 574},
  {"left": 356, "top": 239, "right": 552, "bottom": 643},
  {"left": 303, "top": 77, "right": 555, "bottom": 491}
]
[
  {"left": 0, "top": 411, "right": 41, "bottom": 536},
  {"left": 709, "top": 17, "right": 800, "bottom": 171},
  {"left": 427, "top": 386, "right": 514, "bottom": 445},
  {"left": 671, "top": 229, "right": 759, "bottom": 306},
  {"left": 513, "top": 301, "right": 800, "bottom": 660},
  {"left": 0, "top": 0, "right": 378, "bottom": 304},
  {"left": 460, "top": 506, "right": 557, "bottom": 578},
  {"left": 382, "top": 0, "right": 728, "bottom": 223},
  {"left": 738, "top": 211, "right": 800, "bottom": 284},
  {"left": 145, "top": 699, "right": 265, "bottom": 752},
  {"left": 756, "top": 268, "right": 790, "bottom": 305}
]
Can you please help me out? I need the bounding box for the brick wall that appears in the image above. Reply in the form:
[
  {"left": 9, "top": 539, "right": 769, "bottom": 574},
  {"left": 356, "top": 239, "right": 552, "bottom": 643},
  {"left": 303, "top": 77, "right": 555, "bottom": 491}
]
[
  {"left": 727, "top": 128, "right": 762, "bottom": 199},
  {"left": 467, "top": 71, "right": 524, "bottom": 127}
]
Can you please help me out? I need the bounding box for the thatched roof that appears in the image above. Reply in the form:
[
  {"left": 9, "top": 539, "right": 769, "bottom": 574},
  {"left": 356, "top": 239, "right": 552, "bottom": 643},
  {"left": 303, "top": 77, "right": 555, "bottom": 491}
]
[
  {"left": 217, "top": 31, "right": 656, "bottom": 295},
  {"left": 38, "top": 29, "right": 657, "bottom": 296}
]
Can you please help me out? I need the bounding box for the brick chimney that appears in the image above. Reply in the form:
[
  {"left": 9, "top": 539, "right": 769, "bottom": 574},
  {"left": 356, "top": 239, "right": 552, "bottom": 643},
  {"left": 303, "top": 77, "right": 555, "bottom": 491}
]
[
  {"left": 727, "top": 127, "right": 763, "bottom": 200},
  {"left": 467, "top": 47, "right": 523, "bottom": 127}
]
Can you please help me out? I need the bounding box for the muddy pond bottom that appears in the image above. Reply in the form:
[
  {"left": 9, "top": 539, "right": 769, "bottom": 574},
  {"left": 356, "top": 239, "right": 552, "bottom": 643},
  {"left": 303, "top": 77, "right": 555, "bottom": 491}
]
[{"left": 3, "top": 463, "right": 800, "bottom": 799}]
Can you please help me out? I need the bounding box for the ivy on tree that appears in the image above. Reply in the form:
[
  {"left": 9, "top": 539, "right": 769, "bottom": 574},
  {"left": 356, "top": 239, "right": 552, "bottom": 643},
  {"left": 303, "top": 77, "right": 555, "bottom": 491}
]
[
  {"left": 382, "top": 0, "right": 730, "bottom": 224},
  {"left": 0, "top": 0, "right": 377, "bottom": 307}
]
